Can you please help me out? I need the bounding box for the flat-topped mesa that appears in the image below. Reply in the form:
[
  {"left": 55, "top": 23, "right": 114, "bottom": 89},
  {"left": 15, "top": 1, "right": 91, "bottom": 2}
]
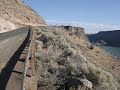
[
  {"left": 43, "top": 25, "right": 89, "bottom": 42},
  {"left": 63, "top": 26, "right": 89, "bottom": 42}
]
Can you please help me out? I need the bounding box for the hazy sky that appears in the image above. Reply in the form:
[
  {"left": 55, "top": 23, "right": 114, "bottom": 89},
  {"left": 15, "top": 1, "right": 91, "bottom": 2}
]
[{"left": 23, "top": 0, "right": 120, "bottom": 33}]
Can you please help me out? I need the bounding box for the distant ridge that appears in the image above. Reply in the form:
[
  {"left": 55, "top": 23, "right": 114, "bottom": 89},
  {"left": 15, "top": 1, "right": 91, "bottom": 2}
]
[{"left": 87, "top": 30, "right": 120, "bottom": 46}]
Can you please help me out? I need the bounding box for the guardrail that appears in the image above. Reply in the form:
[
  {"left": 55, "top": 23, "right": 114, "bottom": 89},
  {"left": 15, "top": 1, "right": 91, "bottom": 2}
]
[{"left": 21, "top": 27, "right": 36, "bottom": 90}]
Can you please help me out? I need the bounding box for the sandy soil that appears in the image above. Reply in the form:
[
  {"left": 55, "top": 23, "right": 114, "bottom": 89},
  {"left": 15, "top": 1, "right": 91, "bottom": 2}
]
[{"left": 0, "top": 17, "right": 16, "bottom": 33}]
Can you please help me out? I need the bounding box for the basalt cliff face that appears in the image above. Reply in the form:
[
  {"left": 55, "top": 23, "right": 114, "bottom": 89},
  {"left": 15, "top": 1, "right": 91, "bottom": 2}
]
[
  {"left": 87, "top": 30, "right": 120, "bottom": 47},
  {"left": 0, "top": 0, "right": 46, "bottom": 33}
]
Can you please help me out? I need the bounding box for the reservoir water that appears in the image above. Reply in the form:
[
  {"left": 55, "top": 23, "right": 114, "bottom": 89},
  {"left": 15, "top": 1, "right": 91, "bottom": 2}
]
[{"left": 100, "top": 46, "right": 120, "bottom": 58}]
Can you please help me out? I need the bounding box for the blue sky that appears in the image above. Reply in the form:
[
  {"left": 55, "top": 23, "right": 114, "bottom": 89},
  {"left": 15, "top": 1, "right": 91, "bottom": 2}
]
[{"left": 23, "top": 0, "right": 120, "bottom": 33}]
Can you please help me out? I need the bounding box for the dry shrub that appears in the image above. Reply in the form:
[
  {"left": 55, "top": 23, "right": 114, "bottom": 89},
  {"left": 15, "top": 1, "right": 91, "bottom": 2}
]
[
  {"left": 89, "top": 44, "right": 94, "bottom": 50},
  {"left": 35, "top": 26, "right": 120, "bottom": 90}
]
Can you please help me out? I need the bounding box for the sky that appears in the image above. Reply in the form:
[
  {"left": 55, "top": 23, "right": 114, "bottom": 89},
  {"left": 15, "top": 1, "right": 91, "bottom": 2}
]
[{"left": 23, "top": 0, "right": 120, "bottom": 33}]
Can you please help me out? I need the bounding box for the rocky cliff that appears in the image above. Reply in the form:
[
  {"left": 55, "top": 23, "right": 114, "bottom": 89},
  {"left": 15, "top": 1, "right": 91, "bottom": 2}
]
[
  {"left": 87, "top": 30, "right": 120, "bottom": 47},
  {"left": 0, "top": 0, "right": 46, "bottom": 33},
  {"left": 63, "top": 26, "right": 89, "bottom": 42}
]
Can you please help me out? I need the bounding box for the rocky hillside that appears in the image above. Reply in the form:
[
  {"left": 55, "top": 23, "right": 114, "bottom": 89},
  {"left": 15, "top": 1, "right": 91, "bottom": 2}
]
[
  {"left": 0, "top": 0, "right": 46, "bottom": 33},
  {"left": 87, "top": 30, "right": 120, "bottom": 47},
  {"left": 35, "top": 26, "right": 120, "bottom": 90}
]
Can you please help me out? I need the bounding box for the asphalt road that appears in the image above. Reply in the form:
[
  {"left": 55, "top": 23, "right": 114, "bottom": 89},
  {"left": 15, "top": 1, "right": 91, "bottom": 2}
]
[
  {"left": 0, "top": 26, "right": 30, "bottom": 42},
  {"left": 0, "top": 26, "right": 31, "bottom": 71},
  {"left": 0, "top": 26, "right": 32, "bottom": 90}
]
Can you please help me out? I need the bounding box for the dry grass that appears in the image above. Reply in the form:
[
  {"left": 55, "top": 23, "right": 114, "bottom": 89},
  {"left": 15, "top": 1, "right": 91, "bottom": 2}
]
[{"left": 35, "top": 26, "right": 120, "bottom": 90}]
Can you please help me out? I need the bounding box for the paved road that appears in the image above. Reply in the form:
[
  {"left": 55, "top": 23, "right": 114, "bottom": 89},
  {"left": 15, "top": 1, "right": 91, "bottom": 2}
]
[
  {"left": 0, "top": 26, "right": 31, "bottom": 90},
  {"left": 0, "top": 26, "right": 30, "bottom": 71},
  {"left": 0, "top": 26, "right": 30, "bottom": 42}
]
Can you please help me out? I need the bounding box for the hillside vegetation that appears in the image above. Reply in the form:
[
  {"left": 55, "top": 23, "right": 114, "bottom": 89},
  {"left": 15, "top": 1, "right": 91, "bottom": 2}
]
[{"left": 35, "top": 26, "right": 120, "bottom": 90}]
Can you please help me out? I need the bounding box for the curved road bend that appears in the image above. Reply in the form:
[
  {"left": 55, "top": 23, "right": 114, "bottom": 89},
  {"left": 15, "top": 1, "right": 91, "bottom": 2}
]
[{"left": 0, "top": 26, "right": 31, "bottom": 90}]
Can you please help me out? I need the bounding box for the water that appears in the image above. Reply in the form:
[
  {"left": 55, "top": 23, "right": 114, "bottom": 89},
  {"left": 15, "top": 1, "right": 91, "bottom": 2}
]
[{"left": 100, "top": 46, "right": 120, "bottom": 58}]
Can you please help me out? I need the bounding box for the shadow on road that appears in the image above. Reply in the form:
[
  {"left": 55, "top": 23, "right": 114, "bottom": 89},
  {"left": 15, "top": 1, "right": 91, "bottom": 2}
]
[{"left": 0, "top": 30, "right": 30, "bottom": 90}]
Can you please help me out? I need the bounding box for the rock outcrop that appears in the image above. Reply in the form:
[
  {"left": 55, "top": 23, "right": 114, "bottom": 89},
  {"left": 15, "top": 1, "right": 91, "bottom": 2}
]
[
  {"left": 0, "top": 0, "right": 46, "bottom": 33},
  {"left": 63, "top": 26, "right": 89, "bottom": 42},
  {"left": 87, "top": 30, "right": 120, "bottom": 47}
]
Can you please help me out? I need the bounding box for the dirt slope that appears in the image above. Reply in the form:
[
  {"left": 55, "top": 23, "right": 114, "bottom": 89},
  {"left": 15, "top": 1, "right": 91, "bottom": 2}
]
[{"left": 0, "top": 0, "right": 46, "bottom": 33}]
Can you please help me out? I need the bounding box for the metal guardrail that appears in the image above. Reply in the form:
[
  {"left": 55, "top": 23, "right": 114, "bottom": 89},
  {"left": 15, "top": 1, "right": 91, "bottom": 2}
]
[{"left": 21, "top": 27, "right": 36, "bottom": 90}]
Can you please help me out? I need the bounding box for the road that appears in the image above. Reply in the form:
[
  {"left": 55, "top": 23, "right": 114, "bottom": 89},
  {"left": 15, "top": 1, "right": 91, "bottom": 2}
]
[
  {"left": 0, "top": 26, "right": 30, "bottom": 71},
  {"left": 0, "top": 26, "right": 30, "bottom": 42},
  {"left": 0, "top": 26, "right": 31, "bottom": 90}
]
